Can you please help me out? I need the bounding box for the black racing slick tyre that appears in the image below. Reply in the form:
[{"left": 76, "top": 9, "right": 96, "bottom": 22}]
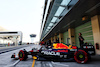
[
  {"left": 74, "top": 50, "right": 88, "bottom": 63},
  {"left": 18, "top": 50, "right": 28, "bottom": 61}
]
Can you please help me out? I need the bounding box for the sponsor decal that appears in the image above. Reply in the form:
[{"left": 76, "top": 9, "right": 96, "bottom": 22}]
[
  {"left": 53, "top": 43, "right": 73, "bottom": 49},
  {"left": 83, "top": 46, "right": 93, "bottom": 49},
  {"left": 55, "top": 50, "right": 68, "bottom": 52},
  {"left": 88, "top": 51, "right": 94, "bottom": 54},
  {"left": 60, "top": 55, "right": 67, "bottom": 58},
  {"left": 64, "top": 55, "right": 67, "bottom": 58},
  {"left": 70, "top": 49, "right": 77, "bottom": 51},
  {"left": 41, "top": 51, "right": 60, "bottom": 55}
]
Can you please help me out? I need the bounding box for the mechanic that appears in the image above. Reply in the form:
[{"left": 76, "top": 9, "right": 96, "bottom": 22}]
[
  {"left": 47, "top": 40, "right": 51, "bottom": 46},
  {"left": 56, "top": 38, "right": 59, "bottom": 43},
  {"left": 78, "top": 33, "right": 84, "bottom": 48}
]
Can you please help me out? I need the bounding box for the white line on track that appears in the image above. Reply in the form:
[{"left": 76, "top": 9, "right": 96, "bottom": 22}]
[
  {"left": 4, "top": 60, "right": 20, "bottom": 67},
  {"left": 51, "top": 61, "right": 69, "bottom": 67},
  {"left": 49, "top": 62, "right": 53, "bottom": 67}
]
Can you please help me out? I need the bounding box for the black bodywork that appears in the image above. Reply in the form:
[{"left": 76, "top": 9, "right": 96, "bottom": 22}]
[{"left": 11, "top": 44, "right": 95, "bottom": 63}]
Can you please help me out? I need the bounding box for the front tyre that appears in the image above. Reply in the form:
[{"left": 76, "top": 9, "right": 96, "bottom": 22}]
[
  {"left": 74, "top": 50, "right": 88, "bottom": 63},
  {"left": 18, "top": 50, "right": 28, "bottom": 61}
]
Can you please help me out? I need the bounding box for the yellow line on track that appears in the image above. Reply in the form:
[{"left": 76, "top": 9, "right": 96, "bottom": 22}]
[
  {"left": 32, "top": 59, "right": 35, "bottom": 67},
  {"left": 32, "top": 56, "right": 37, "bottom": 67}
]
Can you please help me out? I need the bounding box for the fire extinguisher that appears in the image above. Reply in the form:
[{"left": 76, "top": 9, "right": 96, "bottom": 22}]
[{"left": 95, "top": 43, "right": 99, "bottom": 49}]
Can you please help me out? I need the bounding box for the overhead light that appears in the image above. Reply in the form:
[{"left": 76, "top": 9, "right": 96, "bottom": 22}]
[
  {"left": 51, "top": 17, "right": 58, "bottom": 22},
  {"left": 61, "top": 0, "right": 71, "bottom": 6},
  {"left": 49, "top": 23, "right": 53, "bottom": 26},
  {"left": 55, "top": 6, "right": 65, "bottom": 17},
  {"left": 82, "top": 16, "right": 88, "bottom": 21}
]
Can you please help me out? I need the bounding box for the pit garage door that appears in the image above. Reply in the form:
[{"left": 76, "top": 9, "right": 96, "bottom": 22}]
[{"left": 75, "top": 21, "right": 94, "bottom": 47}]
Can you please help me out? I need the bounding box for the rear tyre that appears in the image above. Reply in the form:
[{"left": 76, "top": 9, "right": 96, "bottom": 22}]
[
  {"left": 18, "top": 50, "right": 28, "bottom": 61},
  {"left": 74, "top": 50, "right": 88, "bottom": 63}
]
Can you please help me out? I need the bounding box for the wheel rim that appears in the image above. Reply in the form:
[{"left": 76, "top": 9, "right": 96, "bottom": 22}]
[
  {"left": 77, "top": 52, "right": 85, "bottom": 61},
  {"left": 19, "top": 52, "right": 23, "bottom": 58},
  {"left": 79, "top": 54, "right": 83, "bottom": 58}
]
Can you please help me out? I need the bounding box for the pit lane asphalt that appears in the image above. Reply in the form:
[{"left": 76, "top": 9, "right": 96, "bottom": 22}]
[
  {"left": 0, "top": 44, "right": 41, "bottom": 67},
  {"left": 33, "top": 55, "right": 100, "bottom": 67},
  {"left": 0, "top": 45, "right": 28, "bottom": 54},
  {"left": 0, "top": 44, "right": 100, "bottom": 67}
]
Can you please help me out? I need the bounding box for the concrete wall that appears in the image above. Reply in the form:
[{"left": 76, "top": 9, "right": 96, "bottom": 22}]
[{"left": 91, "top": 15, "right": 100, "bottom": 55}]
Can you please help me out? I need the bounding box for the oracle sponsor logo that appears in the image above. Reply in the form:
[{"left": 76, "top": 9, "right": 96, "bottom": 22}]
[{"left": 41, "top": 51, "right": 60, "bottom": 55}]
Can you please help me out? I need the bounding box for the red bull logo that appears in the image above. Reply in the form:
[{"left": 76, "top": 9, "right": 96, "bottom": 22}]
[{"left": 53, "top": 43, "right": 73, "bottom": 49}]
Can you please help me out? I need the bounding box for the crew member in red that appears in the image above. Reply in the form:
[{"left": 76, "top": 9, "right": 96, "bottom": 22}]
[{"left": 40, "top": 41, "right": 44, "bottom": 45}]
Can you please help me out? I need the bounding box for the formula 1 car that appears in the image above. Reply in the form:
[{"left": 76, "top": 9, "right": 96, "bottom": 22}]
[{"left": 11, "top": 43, "right": 95, "bottom": 64}]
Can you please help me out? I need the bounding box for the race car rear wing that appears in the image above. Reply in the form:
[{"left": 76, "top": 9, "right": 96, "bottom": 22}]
[{"left": 82, "top": 45, "right": 95, "bottom": 55}]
